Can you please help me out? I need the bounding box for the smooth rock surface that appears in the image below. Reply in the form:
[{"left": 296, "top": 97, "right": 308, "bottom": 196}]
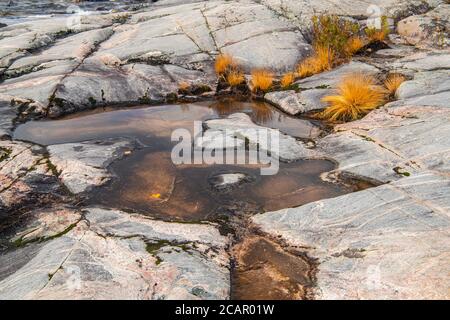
[
  {"left": 0, "top": 207, "right": 229, "bottom": 300},
  {"left": 317, "top": 106, "right": 450, "bottom": 183},
  {"left": 0, "top": 140, "right": 61, "bottom": 218},
  {"left": 47, "top": 138, "right": 135, "bottom": 194},
  {"left": 295, "top": 62, "right": 380, "bottom": 89},
  {"left": 264, "top": 89, "right": 327, "bottom": 115},
  {"left": 388, "top": 70, "right": 450, "bottom": 108},
  {"left": 392, "top": 51, "right": 450, "bottom": 71},
  {"left": 203, "top": 113, "right": 317, "bottom": 161},
  {"left": 253, "top": 172, "right": 450, "bottom": 299}
]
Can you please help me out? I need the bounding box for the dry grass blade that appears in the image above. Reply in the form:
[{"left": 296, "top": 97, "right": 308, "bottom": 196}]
[
  {"left": 281, "top": 72, "right": 295, "bottom": 88},
  {"left": 251, "top": 69, "right": 274, "bottom": 92},
  {"left": 384, "top": 74, "right": 406, "bottom": 95},
  {"left": 345, "top": 37, "right": 365, "bottom": 56},
  {"left": 215, "top": 54, "right": 235, "bottom": 75},
  {"left": 321, "top": 73, "right": 387, "bottom": 121},
  {"left": 227, "top": 69, "right": 245, "bottom": 87}
]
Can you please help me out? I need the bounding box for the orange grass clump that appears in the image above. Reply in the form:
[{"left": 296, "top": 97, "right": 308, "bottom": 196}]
[
  {"left": 345, "top": 37, "right": 365, "bottom": 56},
  {"left": 227, "top": 69, "right": 245, "bottom": 87},
  {"left": 281, "top": 72, "right": 295, "bottom": 88},
  {"left": 178, "top": 81, "right": 190, "bottom": 93},
  {"left": 321, "top": 73, "right": 387, "bottom": 121},
  {"left": 251, "top": 69, "right": 274, "bottom": 92},
  {"left": 296, "top": 45, "right": 334, "bottom": 78},
  {"left": 366, "top": 29, "right": 388, "bottom": 42},
  {"left": 384, "top": 74, "right": 405, "bottom": 95},
  {"left": 215, "top": 54, "right": 235, "bottom": 75}
]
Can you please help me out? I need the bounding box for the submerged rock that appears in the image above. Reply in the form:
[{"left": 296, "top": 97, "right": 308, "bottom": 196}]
[
  {"left": 209, "top": 172, "right": 253, "bottom": 191},
  {"left": 0, "top": 207, "right": 229, "bottom": 300}
]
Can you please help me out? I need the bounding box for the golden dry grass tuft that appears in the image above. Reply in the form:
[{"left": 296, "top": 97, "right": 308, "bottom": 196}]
[
  {"left": 178, "top": 81, "right": 191, "bottom": 92},
  {"left": 215, "top": 54, "right": 236, "bottom": 76},
  {"left": 384, "top": 74, "right": 405, "bottom": 95},
  {"left": 251, "top": 69, "right": 274, "bottom": 93},
  {"left": 321, "top": 73, "right": 387, "bottom": 121},
  {"left": 345, "top": 36, "right": 365, "bottom": 57},
  {"left": 227, "top": 69, "right": 245, "bottom": 87},
  {"left": 296, "top": 45, "right": 335, "bottom": 78},
  {"left": 281, "top": 72, "right": 295, "bottom": 88}
]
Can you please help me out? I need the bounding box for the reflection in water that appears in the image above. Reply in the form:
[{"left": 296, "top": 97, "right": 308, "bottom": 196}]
[
  {"left": 90, "top": 150, "right": 347, "bottom": 221},
  {"left": 208, "top": 100, "right": 274, "bottom": 123},
  {"left": 14, "top": 101, "right": 321, "bottom": 146},
  {"left": 14, "top": 100, "right": 341, "bottom": 221}
]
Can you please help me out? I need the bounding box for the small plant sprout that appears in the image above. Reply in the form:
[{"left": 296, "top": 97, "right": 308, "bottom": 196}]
[
  {"left": 281, "top": 72, "right": 295, "bottom": 88},
  {"left": 227, "top": 69, "right": 245, "bottom": 87},
  {"left": 215, "top": 54, "right": 235, "bottom": 76},
  {"left": 384, "top": 73, "right": 406, "bottom": 96},
  {"left": 251, "top": 69, "right": 274, "bottom": 93},
  {"left": 321, "top": 73, "right": 387, "bottom": 121}
]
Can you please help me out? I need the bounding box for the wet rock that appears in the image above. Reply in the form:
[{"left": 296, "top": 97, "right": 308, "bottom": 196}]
[
  {"left": 265, "top": 89, "right": 327, "bottom": 115},
  {"left": 253, "top": 172, "right": 450, "bottom": 299},
  {"left": 47, "top": 138, "right": 135, "bottom": 194},
  {"left": 0, "top": 140, "right": 60, "bottom": 219},
  {"left": 295, "top": 61, "right": 380, "bottom": 89},
  {"left": 0, "top": 207, "right": 229, "bottom": 300},
  {"left": 209, "top": 173, "right": 253, "bottom": 191},
  {"left": 397, "top": 4, "right": 449, "bottom": 48},
  {"left": 317, "top": 106, "right": 450, "bottom": 183},
  {"left": 203, "top": 113, "right": 318, "bottom": 161}
]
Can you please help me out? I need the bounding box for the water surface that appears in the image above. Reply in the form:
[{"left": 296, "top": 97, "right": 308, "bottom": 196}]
[{"left": 14, "top": 101, "right": 344, "bottom": 221}]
